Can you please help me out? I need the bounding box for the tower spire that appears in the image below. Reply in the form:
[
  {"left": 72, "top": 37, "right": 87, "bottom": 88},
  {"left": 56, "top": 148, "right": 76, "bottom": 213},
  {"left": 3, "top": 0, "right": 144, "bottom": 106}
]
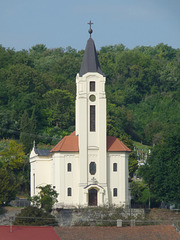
[{"left": 79, "top": 21, "right": 105, "bottom": 77}]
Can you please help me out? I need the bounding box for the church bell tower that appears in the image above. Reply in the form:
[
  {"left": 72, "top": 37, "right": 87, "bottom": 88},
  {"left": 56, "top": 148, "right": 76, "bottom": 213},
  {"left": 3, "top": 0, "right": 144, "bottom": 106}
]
[{"left": 75, "top": 22, "right": 108, "bottom": 205}]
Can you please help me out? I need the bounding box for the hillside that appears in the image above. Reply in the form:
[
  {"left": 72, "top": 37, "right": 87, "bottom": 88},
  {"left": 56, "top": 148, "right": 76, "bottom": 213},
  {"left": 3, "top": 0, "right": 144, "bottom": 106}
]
[{"left": 0, "top": 43, "right": 179, "bottom": 151}]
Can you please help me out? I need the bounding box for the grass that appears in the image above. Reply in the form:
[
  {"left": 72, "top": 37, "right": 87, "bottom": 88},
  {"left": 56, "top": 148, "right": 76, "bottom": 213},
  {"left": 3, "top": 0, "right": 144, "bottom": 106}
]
[{"left": 133, "top": 141, "right": 151, "bottom": 153}]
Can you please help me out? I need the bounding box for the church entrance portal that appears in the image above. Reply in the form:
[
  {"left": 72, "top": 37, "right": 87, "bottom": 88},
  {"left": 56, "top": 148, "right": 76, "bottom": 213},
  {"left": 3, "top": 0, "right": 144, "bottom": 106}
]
[{"left": 88, "top": 188, "right": 97, "bottom": 206}]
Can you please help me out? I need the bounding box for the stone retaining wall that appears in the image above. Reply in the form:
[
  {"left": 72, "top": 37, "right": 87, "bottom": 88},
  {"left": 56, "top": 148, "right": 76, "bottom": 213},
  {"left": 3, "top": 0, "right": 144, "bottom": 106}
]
[{"left": 52, "top": 207, "right": 145, "bottom": 226}]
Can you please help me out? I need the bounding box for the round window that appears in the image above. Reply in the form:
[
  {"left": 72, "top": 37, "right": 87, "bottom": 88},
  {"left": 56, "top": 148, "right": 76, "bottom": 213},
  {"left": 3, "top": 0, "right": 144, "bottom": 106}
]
[{"left": 89, "top": 95, "right": 96, "bottom": 102}]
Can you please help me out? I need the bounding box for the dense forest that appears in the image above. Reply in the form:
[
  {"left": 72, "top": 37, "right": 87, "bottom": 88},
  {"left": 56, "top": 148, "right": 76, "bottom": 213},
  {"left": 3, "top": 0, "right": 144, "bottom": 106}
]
[
  {"left": 0, "top": 42, "right": 180, "bottom": 205},
  {"left": 0, "top": 43, "right": 179, "bottom": 149}
]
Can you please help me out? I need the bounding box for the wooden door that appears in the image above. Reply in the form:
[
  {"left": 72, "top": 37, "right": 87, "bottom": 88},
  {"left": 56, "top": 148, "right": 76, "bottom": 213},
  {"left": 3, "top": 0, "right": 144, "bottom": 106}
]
[{"left": 88, "top": 188, "right": 97, "bottom": 206}]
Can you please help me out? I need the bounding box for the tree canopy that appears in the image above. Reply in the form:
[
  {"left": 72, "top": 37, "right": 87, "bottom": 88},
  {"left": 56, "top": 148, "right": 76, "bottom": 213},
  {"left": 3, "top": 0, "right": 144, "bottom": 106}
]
[
  {"left": 0, "top": 167, "right": 18, "bottom": 205},
  {"left": 0, "top": 140, "right": 29, "bottom": 198},
  {"left": 138, "top": 127, "right": 180, "bottom": 204},
  {"left": 0, "top": 43, "right": 179, "bottom": 147},
  {"left": 0, "top": 140, "right": 25, "bottom": 170},
  {"left": 31, "top": 184, "right": 58, "bottom": 213}
]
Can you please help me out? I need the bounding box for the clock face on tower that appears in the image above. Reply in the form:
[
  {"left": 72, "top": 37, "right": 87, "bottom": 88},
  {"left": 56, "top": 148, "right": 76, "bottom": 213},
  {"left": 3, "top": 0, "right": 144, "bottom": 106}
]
[{"left": 89, "top": 94, "right": 96, "bottom": 102}]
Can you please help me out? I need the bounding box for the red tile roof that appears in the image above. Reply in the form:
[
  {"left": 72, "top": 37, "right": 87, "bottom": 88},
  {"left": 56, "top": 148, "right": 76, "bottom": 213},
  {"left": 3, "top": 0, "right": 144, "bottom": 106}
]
[
  {"left": 51, "top": 132, "right": 131, "bottom": 152},
  {"left": 107, "top": 136, "right": 131, "bottom": 152},
  {"left": 0, "top": 226, "right": 59, "bottom": 240},
  {"left": 54, "top": 225, "right": 180, "bottom": 240},
  {"left": 51, "top": 131, "right": 79, "bottom": 152}
]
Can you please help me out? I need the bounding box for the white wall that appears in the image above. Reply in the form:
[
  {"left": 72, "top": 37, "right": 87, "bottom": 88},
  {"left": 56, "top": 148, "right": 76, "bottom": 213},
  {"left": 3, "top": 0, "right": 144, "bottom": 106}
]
[
  {"left": 53, "top": 152, "right": 79, "bottom": 207},
  {"left": 30, "top": 155, "right": 52, "bottom": 196},
  {"left": 107, "top": 152, "right": 129, "bottom": 206}
]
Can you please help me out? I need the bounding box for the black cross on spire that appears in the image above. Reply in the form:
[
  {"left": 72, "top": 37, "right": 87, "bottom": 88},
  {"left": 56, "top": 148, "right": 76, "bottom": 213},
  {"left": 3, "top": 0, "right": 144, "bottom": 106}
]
[{"left": 88, "top": 20, "right": 93, "bottom": 37}]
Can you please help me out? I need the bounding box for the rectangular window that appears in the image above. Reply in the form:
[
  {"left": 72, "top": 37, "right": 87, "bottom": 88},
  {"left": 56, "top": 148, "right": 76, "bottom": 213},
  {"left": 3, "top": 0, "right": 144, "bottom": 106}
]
[
  {"left": 90, "top": 105, "right": 95, "bottom": 132},
  {"left": 90, "top": 81, "right": 95, "bottom": 91},
  {"left": 113, "top": 188, "right": 117, "bottom": 197},
  {"left": 67, "top": 187, "right": 72, "bottom": 196}
]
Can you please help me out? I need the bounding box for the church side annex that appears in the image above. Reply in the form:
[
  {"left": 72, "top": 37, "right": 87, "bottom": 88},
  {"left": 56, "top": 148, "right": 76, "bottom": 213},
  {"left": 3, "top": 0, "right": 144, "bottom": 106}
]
[{"left": 29, "top": 22, "right": 131, "bottom": 208}]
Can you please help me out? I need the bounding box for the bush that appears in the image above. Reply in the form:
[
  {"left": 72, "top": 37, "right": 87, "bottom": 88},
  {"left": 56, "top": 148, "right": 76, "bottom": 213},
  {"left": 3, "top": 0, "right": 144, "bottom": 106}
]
[{"left": 14, "top": 206, "right": 57, "bottom": 226}]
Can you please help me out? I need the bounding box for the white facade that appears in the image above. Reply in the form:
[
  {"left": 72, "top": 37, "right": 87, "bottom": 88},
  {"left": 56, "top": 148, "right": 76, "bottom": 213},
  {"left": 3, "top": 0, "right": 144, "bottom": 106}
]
[{"left": 30, "top": 36, "right": 130, "bottom": 208}]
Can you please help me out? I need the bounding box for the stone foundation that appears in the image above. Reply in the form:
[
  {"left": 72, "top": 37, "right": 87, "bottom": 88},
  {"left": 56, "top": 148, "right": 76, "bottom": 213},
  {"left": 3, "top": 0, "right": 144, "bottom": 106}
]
[{"left": 52, "top": 207, "right": 145, "bottom": 226}]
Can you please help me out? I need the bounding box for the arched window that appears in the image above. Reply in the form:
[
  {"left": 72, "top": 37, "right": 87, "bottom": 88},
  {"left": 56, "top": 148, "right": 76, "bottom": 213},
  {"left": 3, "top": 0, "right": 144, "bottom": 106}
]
[
  {"left": 67, "top": 163, "right": 71, "bottom": 172},
  {"left": 113, "top": 163, "right": 117, "bottom": 172},
  {"left": 89, "top": 162, "right": 96, "bottom": 175},
  {"left": 67, "top": 187, "right": 72, "bottom": 196},
  {"left": 113, "top": 188, "right": 117, "bottom": 197}
]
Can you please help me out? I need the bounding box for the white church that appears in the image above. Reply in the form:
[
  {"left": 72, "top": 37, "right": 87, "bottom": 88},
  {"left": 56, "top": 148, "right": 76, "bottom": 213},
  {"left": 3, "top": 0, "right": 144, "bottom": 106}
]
[{"left": 30, "top": 24, "right": 131, "bottom": 208}]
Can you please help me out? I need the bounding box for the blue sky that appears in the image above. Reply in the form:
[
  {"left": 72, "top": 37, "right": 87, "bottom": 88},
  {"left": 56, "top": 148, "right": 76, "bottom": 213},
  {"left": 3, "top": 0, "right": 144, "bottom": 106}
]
[{"left": 0, "top": 0, "right": 180, "bottom": 51}]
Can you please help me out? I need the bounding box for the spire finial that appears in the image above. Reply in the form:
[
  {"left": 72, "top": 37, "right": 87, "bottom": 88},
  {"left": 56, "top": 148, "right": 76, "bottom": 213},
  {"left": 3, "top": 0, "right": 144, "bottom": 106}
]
[{"left": 88, "top": 20, "right": 93, "bottom": 38}]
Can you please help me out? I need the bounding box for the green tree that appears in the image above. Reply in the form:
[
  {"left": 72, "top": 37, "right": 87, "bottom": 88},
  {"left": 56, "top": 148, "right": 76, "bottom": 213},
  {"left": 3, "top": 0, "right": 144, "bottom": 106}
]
[
  {"left": 0, "top": 168, "right": 18, "bottom": 205},
  {"left": 16, "top": 155, "right": 30, "bottom": 194},
  {"left": 20, "top": 110, "right": 31, "bottom": 153},
  {"left": 0, "top": 140, "right": 29, "bottom": 195},
  {"left": 20, "top": 110, "right": 37, "bottom": 153},
  {"left": 31, "top": 185, "right": 58, "bottom": 213},
  {"left": 0, "top": 140, "right": 25, "bottom": 170},
  {"left": 42, "top": 89, "right": 74, "bottom": 129},
  {"left": 29, "top": 44, "right": 47, "bottom": 59},
  {"left": 0, "top": 45, "right": 15, "bottom": 69},
  {"left": 128, "top": 152, "right": 138, "bottom": 178},
  {"left": 130, "top": 181, "right": 149, "bottom": 205},
  {"left": 138, "top": 127, "right": 180, "bottom": 205}
]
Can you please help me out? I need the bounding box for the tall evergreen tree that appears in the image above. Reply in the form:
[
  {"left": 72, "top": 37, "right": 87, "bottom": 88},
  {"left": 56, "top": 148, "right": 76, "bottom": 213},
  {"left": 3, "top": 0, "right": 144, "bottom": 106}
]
[
  {"left": 0, "top": 168, "right": 18, "bottom": 205},
  {"left": 20, "top": 110, "right": 36, "bottom": 153}
]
